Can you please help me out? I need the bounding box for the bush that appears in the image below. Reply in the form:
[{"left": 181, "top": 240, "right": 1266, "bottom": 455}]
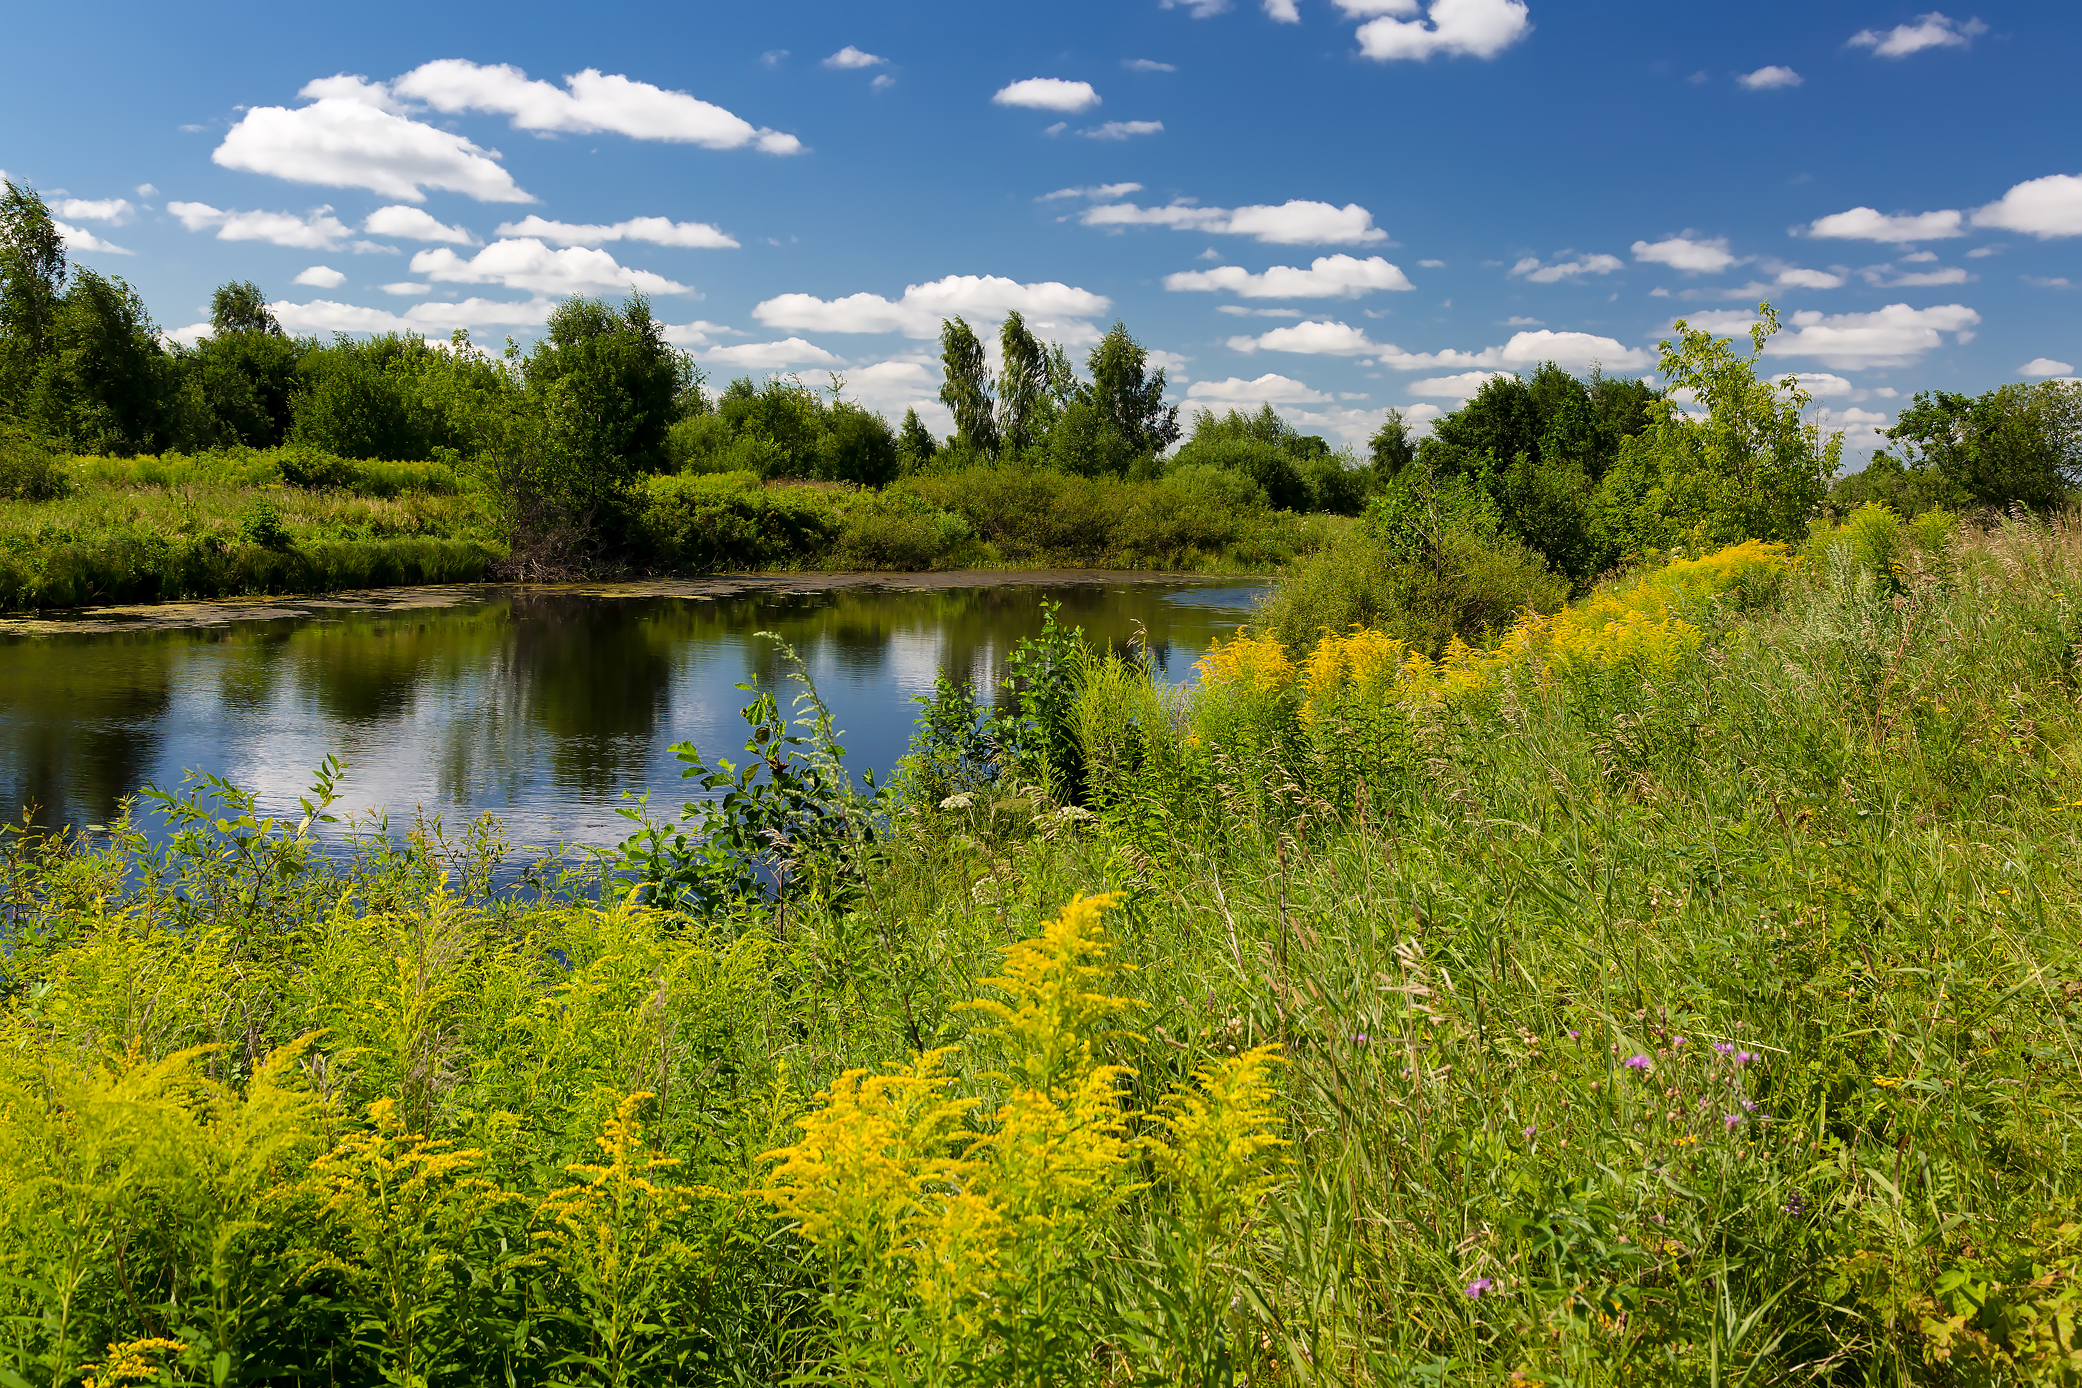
[
  {"left": 832, "top": 491, "right": 975, "bottom": 570},
  {"left": 0, "top": 427, "right": 69, "bottom": 501},
  {"left": 636, "top": 472, "right": 842, "bottom": 570}
]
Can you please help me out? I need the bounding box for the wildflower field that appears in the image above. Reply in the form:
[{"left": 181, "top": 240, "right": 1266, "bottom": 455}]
[{"left": 3, "top": 512, "right": 2081, "bottom": 1385}]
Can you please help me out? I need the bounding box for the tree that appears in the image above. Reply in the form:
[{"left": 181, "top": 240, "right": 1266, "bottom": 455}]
[
  {"left": 1851, "top": 382, "right": 2079, "bottom": 514},
  {"left": 817, "top": 402, "right": 900, "bottom": 486},
  {"left": 938, "top": 316, "right": 997, "bottom": 455},
  {"left": 1084, "top": 321, "right": 1179, "bottom": 459},
  {"left": 25, "top": 269, "right": 171, "bottom": 453},
  {"left": 211, "top": 280, "right": 281, "bottom": 336},
  {"left": 996, "top": 311, "right": 1050, "bottom": 455},
  {"left": 0, "top": 180, "right": 66, "bottom": 413},
  {"left": 898, "top": 407, "right": 939, "bottom": 471},
  {"left": 1592, "top": 305, "right": 1838, "bottom": 556},
  {"left": 1368, "top": 409, "right": 1416, "bottom": 478},
  {"left": 525, "top": 295, "right": 691, "bottom": 512}
]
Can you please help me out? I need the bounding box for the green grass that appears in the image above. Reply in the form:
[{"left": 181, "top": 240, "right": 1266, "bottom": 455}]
[
  {"left": 1, "top": 516, "right": 2078, "bottom": 1385},
  {"left": 0, "top": 448, "right": 1343, "bottom": 610}
]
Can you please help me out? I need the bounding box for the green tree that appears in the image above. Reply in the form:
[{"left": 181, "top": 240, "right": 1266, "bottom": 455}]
[
  {"left": 1368, "top": 409, "right": 1416, "bottom": 479},
  {"left": 211, "top": 280, "right": 281, "bottom": 336},
  {"left": 1590, "top": 305, "right": 1838, "bottom": 557},
  {"left": 1846, "top": 381, "right": 2079, "bottom": 514},
  {"left": 816, "top": 402, "right": 900, "bottom": 486},
  {"left": 897, "top": 407, "right": 939, "bottom": 471},
  {"left": 0, "top": 180, "right": 66, "bottom": 414},
  {"left": 25, "top": 269, "right": 172, "bottom": 453},
  {"left": 526, "top": 295, "right": 691, "bottom": 513},
  {"left": 1084, "top": 320, "right": 1180, "bottom": 460},
  {"left": 938, "top": 316, "right": 997, "bottom": 455},
  {"left": 996, "top": 311, "right": 1050, "bottom": 456}
]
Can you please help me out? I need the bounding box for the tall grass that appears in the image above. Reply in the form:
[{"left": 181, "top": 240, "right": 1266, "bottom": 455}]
[{"left": 2, "top": 513, "right": 2079, "bottom": 1383}]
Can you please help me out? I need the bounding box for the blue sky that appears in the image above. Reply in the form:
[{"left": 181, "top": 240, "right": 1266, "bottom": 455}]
[{"left": 4, "top": 0, "right": 2077, "bottom": 456}]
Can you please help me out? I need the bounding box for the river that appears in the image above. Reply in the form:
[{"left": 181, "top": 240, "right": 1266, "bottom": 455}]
[{"left": 0, "top": 572, "right": 1265, "bottom": 852}]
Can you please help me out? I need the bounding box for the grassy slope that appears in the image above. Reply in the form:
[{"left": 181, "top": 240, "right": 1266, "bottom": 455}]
[{"left": 0, "top": 518, "right": 2078, "bottom": 1384}]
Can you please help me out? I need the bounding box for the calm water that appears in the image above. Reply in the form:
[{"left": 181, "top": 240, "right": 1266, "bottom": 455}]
[{"left": 0, "top": 573, "right": 1265, "bottom": 851}]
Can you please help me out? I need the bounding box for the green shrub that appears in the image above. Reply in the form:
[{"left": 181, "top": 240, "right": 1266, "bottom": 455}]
[
  {"left": 0, "top": 427, "right": 69, "bottom": 501},
  {"left": 832, "top": 491, "right": 975, "bottom": 570},
  {"left": 636, "top": 471, "right": 842, "bottom": 570}
]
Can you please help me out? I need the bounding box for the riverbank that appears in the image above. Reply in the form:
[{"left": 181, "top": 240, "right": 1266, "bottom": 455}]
[
  {"left": 0, "top": 445, "right": 1346, "bottom": 611},
  {"left": 4, "top": 514, "right": 2078, "bottom": 1383}
]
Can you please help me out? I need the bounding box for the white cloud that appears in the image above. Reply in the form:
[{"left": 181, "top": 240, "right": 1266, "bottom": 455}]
[
  {"left": 1772, "top": 264, "right": 1846, "bottom": 289},
  {"left": 823, "top": 46, "right": 886, "bottom": 69},
  {"left": 1737, "top": 65, "right": 1803, "bottom": 90},
  {"left": 1347, "top": 0, "right": 1532, "bottom": 62},
  {"left": 382, "top": 281, "right": 432, "bottom": 296},
  {"left": 1124, "top": 58, "right": 1177, "bottom": 72},
  {"left": 1805, "top": 206, "right": 1964, "bottom": 242},
  {"left": 1186, "top": 373, "right": 1332, "bottom": 403},
  {"left": 840, "top": 358, "right": 954, "bottom": 432},
  {"left": 1813, "top": 406, "right": 1893, "bottom": 450},
  {"left": 2021, "top": 357, "right": 2074, "bottom": 377},
  {"left": 389, "top": 60, "right": 801, "bottom": 153},
  {"left": 135, "top": 183, "right": 158, "bottom": 198},
  {"left": 1265, "top": 0, "right": 1302, "bottom": 19},
  {"left": 1227, "top": 319, "right": 1384, "bottom": 355},
  {"left": 1039, "top": 182, "right": 1144, "bottom": 201},
  {"left": 169, "top": 201, "right": 351, "bottom": 249},
  {"left": 494, "top": 214, "right": 737, "bottom": 249},
  {"left": 1216, "top": 305, "right": 1306, "bottom": 317},
  {"left": 1082, "top": 197, "right": 1386, "bottom": 245},
  {"left": 1758, "top": 302, "right": 1981, "bottom": 369},
  {"left": 1849, "top": 12, "right": 1987, "bottom": 57},
  {"left": 364, "top": 204, "right": 478, "bottom": 244},
  {"left": 700, "top": 338, "right": 843, "bottom": 369},
  {"left": 992, "top": 78, "right": 1101, "bottom": 112},
  {"left": 1419, "top": 257, "right": 1445, "bottom": 268},
  {"left": 1859, "top": 264, "right": 1972, "bottom": 288},
  {"left": 1776, "top": 371, "right": 1855, "bottom": 397},
  {"left": 1282, "top": 402, "right": 1439, "bottom": 446},
  {"left": 1509, "top": 252, "right": 1623, "bottom": 283},
  {"left": 215, "top": 97, "right": 531, "bottom": 203},
  {"left": 1081, "top": 120, "right": 1164, "bottom": 139},
  {"left": 1632, "top": 234, "right": 1738, "bottom": 273},
  {"left": 872, "top": 75, "right": 896, "bottom": 92},
  {"left": 1166, "top": 254, "right": 1414, "bottom": 298},
  {"left": 268, "top": 295, "right": 561, "bottom": 335},
  {"left": 1901, "top": 250, "right": 1939, "bottom": 262},
  {"left": 753, "top": 273, "right": 1111, "bottom": 340},
  {"left": 409, "top": 238, "right": 691, "bottom": 295},
  {"left": 1409, "top": 370, "right": 1509, "bottom": 398},
  {"left": 55, "top": 197, "right": 133, "bottom": 224},
  {"left": 164, "top": 322, "right": 213, "bottom": 346},
  {"left": 1161, "top": 0, "right": 1232, "bottom": 17},
  {"left": 293, "top": 264, "right": 347, "bottom": 288},
  {"left": 655, "top": 320, "right": 734, "bottom": 347},
  {"left": 1966, "top": 244, "right": 2000, "bottom": 257},
  {"left": 1971, "top": 174, "right": 2082, "bottom": 239},
  {"left": 54, "top": 221, "right": 133, "bottom": 255}
]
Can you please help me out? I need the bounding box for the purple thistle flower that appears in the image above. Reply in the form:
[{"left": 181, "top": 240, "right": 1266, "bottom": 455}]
[
  {"left": 1672, "top": 1036, "right": 1687, "bottom": 1047},
  {"left": 1464, "top": 1278, "right": 1493, "bottom": 1299},
  {"left": 1568, "top": 1029, "right": 1580, "bottom": 1039},
  {"left": 1352, "top": 1032, "right": 1369, "bottom": 1044},
  {"left": 1736, "top": 1051, "right": 1758, "bottom": 1066},
  {"left": 1713, "top": 1041, "right": 1736, "bottom": 1056},
  {"left": 1623, "top": 1055, "right": 1652, "bottom": 1071},
  {"left": 1523, "top": 1125, "right": 1537, "bottom": 1138},
  {"left": 1724, "top": 1113, "right": 1743, "bottom": 1130}
]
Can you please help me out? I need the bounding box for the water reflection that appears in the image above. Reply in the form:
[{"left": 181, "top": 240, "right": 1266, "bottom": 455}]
[{"left": 0, "top": 576, "right": 1262, "bottom": 849}]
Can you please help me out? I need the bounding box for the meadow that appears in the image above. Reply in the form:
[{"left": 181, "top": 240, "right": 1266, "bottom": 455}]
[{"left": 1, "top": 508, "right": 2079, "bottom": 1386}]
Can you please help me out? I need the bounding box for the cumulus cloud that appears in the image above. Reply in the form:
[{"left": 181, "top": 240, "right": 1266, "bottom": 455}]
[
  {"left": 1185, "top": 373, "right": 1332, "bottom": 403},
  {"left": 1971, "top": 174, "right": 2082, "bottom": 239},
  {"left": 1343, "top": 0, "right": 1532, "bottom": 62},
  {"left": 169, "top": 201, "right": 351, "bottom": 249},
  {"left": 1232, "top": 320, "right": 1653, "bottom": 372},
  {"left": 1859, "top": 263, "right": 1972, "bottom": 287},
  {"left": 1812, "top": 406, "right": 1894, "bottom": 450},
  {"left": 700, "top": 338, "right": 843, "bottom": 369},
  {"left": 268, "top": 295, "right": 562, "bottom": 336},
  {"left": 1849, "top": 12, "right": 1987, "bottom": 57},
  {"left": 216, "top": 97, "right": 531, "bottom": 203},
  {"left": 1804, "top": 206, "right": 1964, "bottom": 242},
  {"left": 1160, "top": 0, "right": 1232, "bottom": 17},
  {"left": 1081, "top": 120, "right": 1164, "bottom": 139},
  {"left": 408, "top": 238, "right": 690, "bottom": 295},
  {"left": 1039, "top": 182, "right": 1144, "bottom": 201},
  {"left": 992, "top": 78, "right": 1101, "bottom": 112},
  {"left": 753, "top": 273, "right": 1111, "bottom": 341},
  {"left": 1737, "top": 65, "right": 1803, "bottom": 90},
  {"left": 1125, "top": 58, "right": 1178, "bottom": 72},
  {"left": 1265, "top": 0, "right": 1302, "bottom": 19},
  {"left": 293, "top": 265, "right": 347, "bottom": 288},
  {"left": 2021, "top": 357, "right": 2074, "bottom": 377},
  {"left": 364, "top": 205, "right": 478, "bottom": 244},
  {"left": 1081, "top": 197, "right": 1386, "bottom": 245},
  {"left": 1217, "top": 306, "right": 1305, "bottom": 317},
  {"left": 390, "top": 60, "right": 801, "bottom": 152},
  {"left": 494, "top": 214, "right": 737, "bottom": 248},
  {"left": 1164, "top": 253, "right": 1415, "bottom": 298},
  {"left": 54, "top": 222, "right": 133, "bottom": 255},
  {"left": 1226, "top": 319, "right": 1384, "bottom": 355},
  {"left": 382, "top": 281, "right": 431, "bottom": 296},
  {"left": 1409, "top": 370, "right": 1510, "bottom": 398},
  {"left": 838, "top": 359, "right": 954, "bottom": 432},
  {"left": 55, "top": 197, "right": 133, "bottom": 224},
  {"left": 1632, "top": 235, "right": 1739, "bottom": 273},
  {"left": 823, "top": 46, "right": 886, "bottom": 69},
  {"left": 1771, "top": 264, "right": 1846, "bottom": 289},
  {"left": 1764, "top": 302, "right": 1981, "bottom": 368},
  {"left": 1509, "top": 252, "right": 1623, "bottom": 283}
]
